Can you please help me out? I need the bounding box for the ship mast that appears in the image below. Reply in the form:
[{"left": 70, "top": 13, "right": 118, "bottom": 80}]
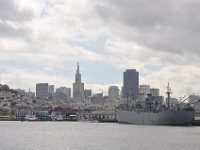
[{"left": 166, "top": 83, "right": 172, "bottom": 109}]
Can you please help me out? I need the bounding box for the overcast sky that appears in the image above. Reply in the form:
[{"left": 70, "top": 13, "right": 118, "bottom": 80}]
[{"left": 0, "top": 0, "right": 200, "bottom": 97}]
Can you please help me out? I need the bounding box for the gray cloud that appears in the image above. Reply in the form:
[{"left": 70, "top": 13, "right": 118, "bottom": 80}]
[
  {"left": 0, "top": 0, "right": 33, "bottom": 22},
  {"left": 93, "top": 0, "right": 200, "bottom": 57},
  {"left": 0, "top": 0, "right": 33, "bottom": 41},
  {"left": 0, "top": 21, "right": 32, "bottom": 40}
]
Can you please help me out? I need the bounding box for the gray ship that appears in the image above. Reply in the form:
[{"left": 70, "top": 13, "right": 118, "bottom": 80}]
[{"left": 116, "top": 84, "right": 194, "bottom": 125}]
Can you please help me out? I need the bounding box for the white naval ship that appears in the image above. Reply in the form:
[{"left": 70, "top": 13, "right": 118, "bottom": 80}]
[{"left": 116, "top": 84, "right": 194, "bottom": 125}]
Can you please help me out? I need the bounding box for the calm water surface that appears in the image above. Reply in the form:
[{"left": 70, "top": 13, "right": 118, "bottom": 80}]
[{"left": 0, "top": 121, "right": 199, "bottom": 150}]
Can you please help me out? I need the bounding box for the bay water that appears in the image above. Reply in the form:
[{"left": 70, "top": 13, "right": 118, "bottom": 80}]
[{"left": 0, "top": 121, "right": 199, "bottom": 150}]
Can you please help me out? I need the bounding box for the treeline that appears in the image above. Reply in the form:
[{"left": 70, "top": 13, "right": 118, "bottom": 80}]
[{"left": 0, "top": 84, "right": 17, "bottom": 94}]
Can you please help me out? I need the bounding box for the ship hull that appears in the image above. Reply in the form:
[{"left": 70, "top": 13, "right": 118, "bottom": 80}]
[{"left": 116, "top": 109, "right": 194, "bottom": 125}]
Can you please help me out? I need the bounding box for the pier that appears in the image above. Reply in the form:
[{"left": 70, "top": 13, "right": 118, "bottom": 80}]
[
  {"left": 14, "top": 110, "right": 117, "bottom": 122},
  {"left": 76, "top": 111, "right": 117, "bottom": 122}
]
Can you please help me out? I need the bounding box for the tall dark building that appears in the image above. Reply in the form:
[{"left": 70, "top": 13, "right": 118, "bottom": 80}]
[
  {"left": 36, "top": 83, "right": 49, "bottom": 99},
  {"left": 123, "top": 69, "right": 139, "bottom": 100}
]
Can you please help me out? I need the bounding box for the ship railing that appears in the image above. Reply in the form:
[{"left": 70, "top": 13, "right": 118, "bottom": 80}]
[{"left": 128, "top": 108, "right": 161, "bottom": 113}]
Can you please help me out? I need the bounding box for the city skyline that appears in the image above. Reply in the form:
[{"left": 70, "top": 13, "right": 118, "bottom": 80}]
[{"left": 0, "top": 0, "right": 200, "bottom": 97}]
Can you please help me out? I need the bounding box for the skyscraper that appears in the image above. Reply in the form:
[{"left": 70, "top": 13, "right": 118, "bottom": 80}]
[
  {"left": 36, "top": 83, "right": 49, "bottom": 99},
  {"left": 123, "top": 69, "right": 139, "bottom": 100},
  {"left": 73, "top": 63, "right": 84, "bottom": 101}
]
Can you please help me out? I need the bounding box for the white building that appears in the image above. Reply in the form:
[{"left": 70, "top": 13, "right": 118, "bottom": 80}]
[
  {"left": 138, "top": 85, "right": 150, "bottom": 101},
  {"left": 108, "top": 86, "right": 119, "bottom": 101}
]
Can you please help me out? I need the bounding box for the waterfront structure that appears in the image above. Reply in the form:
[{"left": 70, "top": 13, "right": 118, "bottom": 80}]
[
  {"left": 122, "top": 69, "right": 139, "bottom": 100},
  {"left": 36, "top": 83, "right": 48, "bottom": 99},
  {"left": 73, "top": 63, "right": 84, "bottom": 101},
  {"left": 108, "top": 86, "right": 119, "bottom": 101}
]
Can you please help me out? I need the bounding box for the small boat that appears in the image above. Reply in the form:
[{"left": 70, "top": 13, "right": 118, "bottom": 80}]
[
  {"left": 51, "top": 112, "right": 64, "bottom": 121},
  {"left": 0, "top": 116, "right": 16, "bottom": 121},
  {"left": 55, "top": 114, "right": 63, "bottom": 121},
  {"left": 24, "top": 114, "right": 38, "bottom": 121}
]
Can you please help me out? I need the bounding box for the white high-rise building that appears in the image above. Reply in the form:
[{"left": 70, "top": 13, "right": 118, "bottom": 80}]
[
  {"left": 108, "top": 86, "right": 119, "bottom": 101},
  {"left": 73, "top": 63, "right": 84, "bottom": 101},
  {"left": 36, "top": 83, "right": 48, "bottom": 99},
  {"left": 139, "top": 85, "right": 150, "bottom": 101}
]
